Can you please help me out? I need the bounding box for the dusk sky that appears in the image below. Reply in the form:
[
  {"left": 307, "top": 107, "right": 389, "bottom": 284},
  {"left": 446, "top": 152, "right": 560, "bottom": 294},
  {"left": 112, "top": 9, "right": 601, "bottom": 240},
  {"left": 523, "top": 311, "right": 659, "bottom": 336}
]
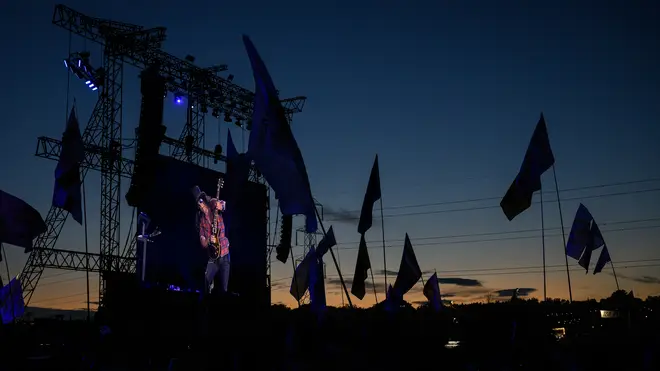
[{"left": 1, "top": 0, "right": 659, "bottom": 312}]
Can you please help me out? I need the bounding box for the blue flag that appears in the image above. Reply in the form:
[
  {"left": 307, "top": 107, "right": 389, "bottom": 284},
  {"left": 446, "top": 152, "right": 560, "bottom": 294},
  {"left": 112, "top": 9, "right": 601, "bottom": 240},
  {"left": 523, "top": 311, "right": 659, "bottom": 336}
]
[
  {"left": 316, "top": 225, "right": 337, "bottom": 258},
  {"left": 423, "top": 272, "right": 442, "bottom": 312},
  {"left": 593, "top": 245, "right": 611, "bottom": 275},
  {"left": 290, "top": 248, "right": 314, "bottom": 301},
  {"left": 392, "top": 233, "right": 422, "bottom": 297},
  {"left": 0, "top": 277, "right": 24, "bottom": 324},
  {"left": 566, "top": 204, "right": 606, "bottom": 272},
  {"left": 242, "top": 35, "right": 317, "bottom": 233},
  {"left": 500, "top": 113, "right": 555, "bottom": 221},
  {"left": 225, "top": 129, "right": 250, "bottom": 200},
  {"left": 351, "top": 235, "right": 371, "bottom": 300},
  {"left": 566, "top": 204, "right": 594, "bottom": 260},
  {"left": 358, "top": 155, "right": 381, "bottom": 234},
  {"left": 308, "top": 247, "right": 326, "bottom": 314},
  {"left": 53, "top": 107, "right": 84, "bottom": 225},
  {"left": 0, "top": 190, "right": 47, "bottom": 253}
]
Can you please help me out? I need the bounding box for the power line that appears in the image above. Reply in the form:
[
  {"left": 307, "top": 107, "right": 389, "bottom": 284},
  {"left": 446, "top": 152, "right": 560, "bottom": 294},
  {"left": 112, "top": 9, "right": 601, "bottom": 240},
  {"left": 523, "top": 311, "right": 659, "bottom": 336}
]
[
  {"left": 325, "top": 177, "right": 660, "bottom": 215},
  {"left": 323, "top": 186, "right": 660, "bottom": 223},
  {"left": 270, "top": 260, "right": 660, "bottom": 286},
  {"left": 376, "top": 177, "right": 660, "bottom": 212},
  {"left": 332, "top": 220, "right": 660, "bottom": 251}
]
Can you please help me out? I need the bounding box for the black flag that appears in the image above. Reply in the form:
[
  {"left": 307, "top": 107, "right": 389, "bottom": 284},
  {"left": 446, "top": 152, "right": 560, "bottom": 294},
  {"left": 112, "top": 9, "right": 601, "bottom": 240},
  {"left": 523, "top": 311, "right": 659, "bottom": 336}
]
[
  {"left": 500, "top": 114, "right": 555, "bottom": 221},
  {"left": 351, "top": 235, "right": 371, "bottom": 299},
  {"left": 358, "top": 155, "right": 381, "bottom": 234}
]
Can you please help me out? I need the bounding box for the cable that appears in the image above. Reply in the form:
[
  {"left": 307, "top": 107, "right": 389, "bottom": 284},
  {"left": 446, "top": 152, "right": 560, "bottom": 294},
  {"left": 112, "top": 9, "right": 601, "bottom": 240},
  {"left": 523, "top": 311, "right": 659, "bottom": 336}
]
[
  {"left": 335, "top": 216, "right": 660, "bottom": 248},
  {"left": 329, "top": 177, "right": 660, "bottom": 214},
  {"left": 270, "top": 260, "right": 660, "bottom": 286},
  {"left": 325, "top": 187, "right": 660, "bottom": 223}
]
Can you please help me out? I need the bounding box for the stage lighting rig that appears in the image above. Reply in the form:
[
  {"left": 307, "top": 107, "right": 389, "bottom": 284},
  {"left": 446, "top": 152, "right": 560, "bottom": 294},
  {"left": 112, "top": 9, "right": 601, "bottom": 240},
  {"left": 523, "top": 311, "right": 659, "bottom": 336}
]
[
  {"left": 213, "top": 144, "right": 223, "bottom": 164},
  {"left": 63, "top": 52, "right": 104, "bottom": 91}
]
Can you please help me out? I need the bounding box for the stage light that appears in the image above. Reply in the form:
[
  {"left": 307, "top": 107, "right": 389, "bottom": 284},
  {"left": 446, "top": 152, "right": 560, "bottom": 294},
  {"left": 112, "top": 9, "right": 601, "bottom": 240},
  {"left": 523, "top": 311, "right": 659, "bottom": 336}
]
[
  {"left": 213, "top": 144, "right": 223, "bottom": 164},
  {"left": 174, "top": 95, "right": 184, "bottom": 105},
  {"left": 85, "top": 80, "right": 91, "bottom": 85},
  {"left": 63, "top": 59, "right": 68, "bottom": 68}
]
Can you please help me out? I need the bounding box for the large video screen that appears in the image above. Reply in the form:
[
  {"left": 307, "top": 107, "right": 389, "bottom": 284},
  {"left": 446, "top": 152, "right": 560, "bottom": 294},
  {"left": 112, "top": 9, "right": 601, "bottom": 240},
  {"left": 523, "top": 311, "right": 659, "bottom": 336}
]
[{"left": 136, "top": 155, "right": 268, "bottom": 304}]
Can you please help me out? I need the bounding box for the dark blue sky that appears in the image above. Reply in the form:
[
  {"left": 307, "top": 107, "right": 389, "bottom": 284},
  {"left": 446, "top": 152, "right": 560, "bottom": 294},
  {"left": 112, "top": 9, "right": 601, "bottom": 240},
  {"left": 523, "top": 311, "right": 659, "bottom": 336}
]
[{"left": 1, "top": 0, "right": 659, "bottom": 309}]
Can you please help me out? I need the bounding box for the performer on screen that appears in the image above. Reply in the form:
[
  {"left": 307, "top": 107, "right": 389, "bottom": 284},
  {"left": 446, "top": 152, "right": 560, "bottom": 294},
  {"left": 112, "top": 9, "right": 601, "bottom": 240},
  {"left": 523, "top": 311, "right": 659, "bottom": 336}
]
[{"left": 192, "top": 180, "right": 229, "bottom": 296}]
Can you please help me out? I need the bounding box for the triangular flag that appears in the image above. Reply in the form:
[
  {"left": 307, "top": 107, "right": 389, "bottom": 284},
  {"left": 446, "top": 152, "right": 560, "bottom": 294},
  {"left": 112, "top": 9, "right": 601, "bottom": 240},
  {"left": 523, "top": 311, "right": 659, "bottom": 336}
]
[
  {"left": 350, "top": 235, "right": 371, "bottom": 300},
  {"left": 357, "top": 155, "right": 381, "bottom": 234},
  {"left": 423, "top": 272, "right": 442, "bottom": 312},
  {"left": 392, "top": 233, "right": 422, "bottom": 297}
]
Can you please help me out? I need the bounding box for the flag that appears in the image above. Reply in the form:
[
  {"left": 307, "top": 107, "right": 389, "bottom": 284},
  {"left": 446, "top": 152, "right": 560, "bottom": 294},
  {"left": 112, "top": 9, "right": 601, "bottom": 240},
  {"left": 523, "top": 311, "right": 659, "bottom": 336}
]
[
  {"left": 351, "top": 235, "right": 371, "bottom": 299},
  {"left": 0, "top": 277, "right": 25, "bottom": 324},
  {"left": 316, "top": 225, "right": 336, "bottom": 258},
  {"left": 225, "top": 129, "right": 250, "bottom": 200},
  {"left": 566, "top": 204, "right": 606, "bottom": 271},
  {"left": 500, "top": 113, "right": 555, "bottom": 221},
  {"left": 593, "top": 245, "right": 611, "bottom": 275},
  {"left": 290, "top": 248, "right": 314, "bottom": 301},
  {"left": 0, "top": 190, "right": 47, "bottom": 253},
  {"left": 358, "top": 155, "right": 381, "bottom": 234},
  {"left": 566, "top": 204, "right": 594, "bottom": 260},
  {"left": 510, "top": 288, "right": 520, "bottom": 301},
  {"left": 242, "top": 35, "right": 317, "bottom": 233},
  {"left": 423, "top": 272, "right": 442, "bottom": 312},
  {"left": 53, "top": 107, "right": 85, "bottom": 225},
  {"left": 308, "top": 247, "right": 326, "bottom": 313},
  {"left": 578, "top": 221, "right": 605, "bottom": 272},
  {"left": 392, "top": 233, "right": 422, "bottom": 297}
]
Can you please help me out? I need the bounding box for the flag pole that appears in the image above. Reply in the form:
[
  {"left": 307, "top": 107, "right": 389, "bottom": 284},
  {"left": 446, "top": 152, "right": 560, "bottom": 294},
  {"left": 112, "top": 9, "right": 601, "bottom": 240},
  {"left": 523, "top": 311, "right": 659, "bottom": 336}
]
[
  {"left": 314, "top": 206, "right": 353, "bottom": 307},
  {"left": 369, "top": 261, "right": 379, "bottom": 304},
  {"left": 335, "top": 245, "right": 345, "bottom": 307},
  {"left": 82, "top": 180, "right": 91, "bottom": 322},
  {"left": 552, "top": 165, "right": 573, "bottom": 303},
  {"left": 288, "top": 246, "right": 301, "bottom": 308},
  {"left": 379, "top": 198, "right": 388, "bottom": 297},
  {"left": 540, "top": 185, "right": 547, "bottom": 301},
  {"left": 609, "top": 261, "right": 620, "bottom": 291}
]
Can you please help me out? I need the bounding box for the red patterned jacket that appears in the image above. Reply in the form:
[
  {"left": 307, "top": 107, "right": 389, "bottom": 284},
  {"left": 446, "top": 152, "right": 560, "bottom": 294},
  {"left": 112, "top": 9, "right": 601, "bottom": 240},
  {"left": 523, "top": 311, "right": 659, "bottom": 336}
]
[{"left": 198, "top": 202, "right": 229, "bottom": 257}]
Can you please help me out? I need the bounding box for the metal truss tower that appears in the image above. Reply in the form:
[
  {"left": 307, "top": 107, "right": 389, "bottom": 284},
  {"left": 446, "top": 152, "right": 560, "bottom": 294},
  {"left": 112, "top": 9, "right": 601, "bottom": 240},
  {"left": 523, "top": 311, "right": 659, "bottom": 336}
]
[{"left": 20, "top": 4, "right": 306, "bottom": 307}]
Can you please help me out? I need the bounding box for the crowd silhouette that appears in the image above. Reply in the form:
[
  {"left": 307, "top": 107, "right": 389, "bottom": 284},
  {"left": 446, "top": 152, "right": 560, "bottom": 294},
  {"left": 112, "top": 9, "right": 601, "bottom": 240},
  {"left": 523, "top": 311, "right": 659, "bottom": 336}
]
[{"left": 0, "top": 289, "right": 658, "bottom": 370}]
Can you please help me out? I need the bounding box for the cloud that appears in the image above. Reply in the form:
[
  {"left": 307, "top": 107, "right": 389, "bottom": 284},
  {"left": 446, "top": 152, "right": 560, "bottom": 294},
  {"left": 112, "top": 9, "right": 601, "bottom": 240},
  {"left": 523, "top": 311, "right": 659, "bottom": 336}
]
[
  {"left": 376, "top": 269, "right": 434, "bottom": 277},
  {"left": 327, "top": 277, "right": 388, "bottom": 293},
  {"left": 614, "top": 273, "right": 660, "bottom": 285},
  {"left": 438, "top": 278, "right": 483, "bottom": 287},
  {"left": 493, "top": 288, "right": 537, "bottom": 298},
  {"left": 323, "top": 206, "right": 360, "bottom": 223},
  {"left": 271, "top": 280, "right": 289, "bottom": 290}
]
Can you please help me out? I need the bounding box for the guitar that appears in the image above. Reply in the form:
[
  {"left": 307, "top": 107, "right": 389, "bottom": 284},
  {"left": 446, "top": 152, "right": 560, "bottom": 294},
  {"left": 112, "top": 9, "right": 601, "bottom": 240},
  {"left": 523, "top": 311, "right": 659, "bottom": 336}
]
[{"left": 208, "top": 177, "right": 225, "bottom": 260}]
